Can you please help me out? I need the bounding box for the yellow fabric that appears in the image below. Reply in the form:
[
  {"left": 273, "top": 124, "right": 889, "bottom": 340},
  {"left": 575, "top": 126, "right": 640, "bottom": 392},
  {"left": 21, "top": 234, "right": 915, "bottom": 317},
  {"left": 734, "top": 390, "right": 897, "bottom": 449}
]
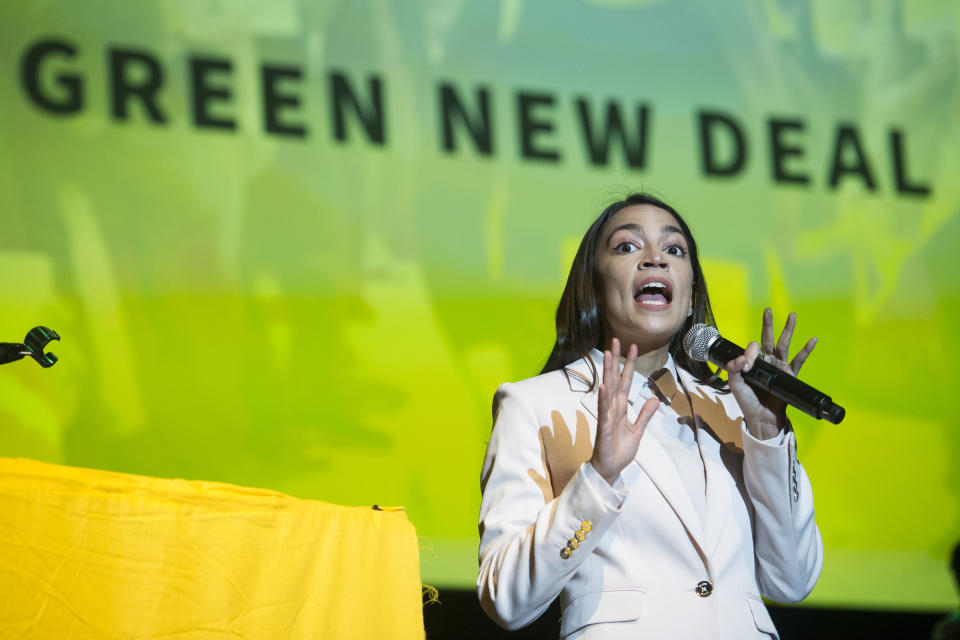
[{"left": 0, "top": 458, "right": 425, "bottom": 639}]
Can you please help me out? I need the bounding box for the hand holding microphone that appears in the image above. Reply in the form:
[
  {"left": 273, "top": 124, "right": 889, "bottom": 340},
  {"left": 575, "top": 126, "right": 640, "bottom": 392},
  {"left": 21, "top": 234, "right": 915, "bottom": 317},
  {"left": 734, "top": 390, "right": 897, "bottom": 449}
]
[{"left": 684, "top": 310, "right": 844, "bottom": 438}]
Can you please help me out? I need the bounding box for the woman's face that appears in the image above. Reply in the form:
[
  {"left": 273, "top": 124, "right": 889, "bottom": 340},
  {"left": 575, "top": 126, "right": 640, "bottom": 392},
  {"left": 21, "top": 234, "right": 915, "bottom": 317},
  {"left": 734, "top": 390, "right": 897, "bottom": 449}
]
[{"left": 595, "top": 204, "right": 694, "bottom": 351}]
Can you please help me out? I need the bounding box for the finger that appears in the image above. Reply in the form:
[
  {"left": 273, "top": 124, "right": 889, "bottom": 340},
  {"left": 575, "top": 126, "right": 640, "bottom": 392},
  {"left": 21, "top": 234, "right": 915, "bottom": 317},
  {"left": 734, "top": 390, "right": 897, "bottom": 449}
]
[
  {"left": 790, "top": 336, "right": 817, "bottom": 374},
  {"left": 603, "top": 349, "right": 617, "bottom": 407},
  {"left": 725, "top": 356, "right": 743, "bottom": 375},
  {"left": 630, "top": 397, "right": 660, "bottom": 433},
  {"left": 776, "top": 312, "right": 796, "bottom": 360},
  {"left": 725, "top": 351, "right": 751, "bottom": 375},
  {"left": 761, "top": 307, "right": 775, "bottom": 353},
  {"left": 619, "top": 343, "right": 637, "bottom": 398},
  {"left": 725, "top": 340, "right": 757, "bottom": 375},
  {"left": 609, "top": 338, "right": 621, "bottom": 395},
  {"left": 742, "top": 341, "right": 762, "bottom": 373},
  {"left": 725, "top": 355, "right": 748, "bottom": 391},
  {"left": 597, "top": 351, "right": 613, "bottom": 421},
  {"left": 597, "top": 383, "right": 608, "bottom": 425},
  {"left": 602, "top": 345, "right": 613, "bottom": 394}
]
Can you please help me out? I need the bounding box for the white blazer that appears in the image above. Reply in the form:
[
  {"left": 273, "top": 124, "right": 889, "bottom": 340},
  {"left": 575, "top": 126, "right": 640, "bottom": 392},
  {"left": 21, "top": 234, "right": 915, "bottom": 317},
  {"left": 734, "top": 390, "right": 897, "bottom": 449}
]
[{"left": 477, "top": 351, "right": 822, "bottom": 640}]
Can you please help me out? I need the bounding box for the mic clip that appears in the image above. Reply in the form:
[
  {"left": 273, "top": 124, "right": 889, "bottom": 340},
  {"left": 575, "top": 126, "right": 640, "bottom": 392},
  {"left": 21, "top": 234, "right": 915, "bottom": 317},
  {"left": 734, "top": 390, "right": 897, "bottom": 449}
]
[{"left": 0, "top": 326, "right": 60, "bottom": 367}]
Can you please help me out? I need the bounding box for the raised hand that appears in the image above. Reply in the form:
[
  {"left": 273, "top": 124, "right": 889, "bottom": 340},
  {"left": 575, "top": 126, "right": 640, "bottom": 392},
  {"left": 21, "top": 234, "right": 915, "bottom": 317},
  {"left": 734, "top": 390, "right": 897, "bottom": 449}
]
[
  {"left": 726, "top": 308, "right": 817, "bottom": 440},
  {"left": 590, "top": 338, "right": 660, "bottom": 486}
]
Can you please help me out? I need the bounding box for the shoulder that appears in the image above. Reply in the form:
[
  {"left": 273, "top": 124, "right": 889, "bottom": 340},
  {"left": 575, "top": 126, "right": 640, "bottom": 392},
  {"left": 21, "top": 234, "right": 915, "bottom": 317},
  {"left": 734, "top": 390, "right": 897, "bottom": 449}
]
[
  {"left": 496, "top": 357, "right": 595, "bottom": 398},
  {"left": 493, "top": 357, "right": 595, "bottom": 418}
]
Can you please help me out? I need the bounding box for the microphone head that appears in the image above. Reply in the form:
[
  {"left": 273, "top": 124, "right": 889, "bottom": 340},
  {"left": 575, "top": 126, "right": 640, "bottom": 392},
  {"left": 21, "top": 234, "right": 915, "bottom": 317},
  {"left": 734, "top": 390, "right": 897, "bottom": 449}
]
[{"left": 683, "top": 323, "right": 719, "bottom": 363}]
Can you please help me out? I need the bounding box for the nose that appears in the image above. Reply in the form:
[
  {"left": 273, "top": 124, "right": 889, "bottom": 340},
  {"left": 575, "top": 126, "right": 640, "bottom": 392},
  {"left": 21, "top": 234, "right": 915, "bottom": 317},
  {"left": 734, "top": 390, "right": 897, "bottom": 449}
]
[{"left": 639, "top": 247, "right": 667, "bottom": 270}]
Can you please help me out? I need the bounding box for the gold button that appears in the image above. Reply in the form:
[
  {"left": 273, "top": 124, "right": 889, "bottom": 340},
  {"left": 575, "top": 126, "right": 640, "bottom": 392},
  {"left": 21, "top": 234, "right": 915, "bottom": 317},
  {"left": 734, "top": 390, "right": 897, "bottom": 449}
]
[
  {"left": 567, "top": 538, "right": 578, "bottom": 550},
  {"left": 581, "top": 520, "right": 592, "bottom": 533},
  {"left": 560, "top": 547, "right": 571, "bottom": 559},
  {"left": 696, "top": 580, "right": 713, "bottom": 597},
  {"left": 574, "top": 530, "right": 586, "bottom": 542}
]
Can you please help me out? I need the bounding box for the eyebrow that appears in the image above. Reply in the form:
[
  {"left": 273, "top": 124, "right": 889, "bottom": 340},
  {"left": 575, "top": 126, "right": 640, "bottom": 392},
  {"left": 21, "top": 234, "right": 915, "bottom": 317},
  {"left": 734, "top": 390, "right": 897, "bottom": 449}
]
[{"left": 605, "top": 223, "right": 685, "bottom": 244}]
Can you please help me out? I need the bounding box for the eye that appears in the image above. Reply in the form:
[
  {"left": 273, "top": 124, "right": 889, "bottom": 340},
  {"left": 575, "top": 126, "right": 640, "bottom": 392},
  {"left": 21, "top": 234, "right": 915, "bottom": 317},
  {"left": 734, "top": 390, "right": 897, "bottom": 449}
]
[
  {"left": 613, "top": 241, "right": 637, "bottom": 254},
  {"left": 664, "top": 244, "right": 687, "bottom": 257}
]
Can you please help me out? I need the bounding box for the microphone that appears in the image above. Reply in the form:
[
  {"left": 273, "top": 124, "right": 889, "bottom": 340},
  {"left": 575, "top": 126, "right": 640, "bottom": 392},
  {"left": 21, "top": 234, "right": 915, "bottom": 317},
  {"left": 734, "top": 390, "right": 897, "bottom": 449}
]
[{"left": 683, "top": 323, "right": 845, "bottom": 424}]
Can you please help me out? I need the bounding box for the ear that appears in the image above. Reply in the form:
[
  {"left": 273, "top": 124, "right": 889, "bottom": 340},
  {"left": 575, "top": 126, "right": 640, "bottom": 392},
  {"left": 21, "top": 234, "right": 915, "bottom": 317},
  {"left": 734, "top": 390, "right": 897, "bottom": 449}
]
[{"left": 687, "top": 305, "right": 693, "bottom": 317}]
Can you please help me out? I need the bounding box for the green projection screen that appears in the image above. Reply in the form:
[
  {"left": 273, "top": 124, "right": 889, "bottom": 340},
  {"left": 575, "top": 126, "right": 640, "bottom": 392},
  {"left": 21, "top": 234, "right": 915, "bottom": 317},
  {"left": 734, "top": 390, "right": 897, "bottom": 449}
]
[{"left": 1, "top": 0, "right": 957, "bottom": 610}]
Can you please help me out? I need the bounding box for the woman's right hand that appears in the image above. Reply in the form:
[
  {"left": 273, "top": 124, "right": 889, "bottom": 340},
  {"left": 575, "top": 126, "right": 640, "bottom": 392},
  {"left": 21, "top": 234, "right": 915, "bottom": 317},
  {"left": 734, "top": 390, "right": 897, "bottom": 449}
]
[{"left": 590, "top": 338, "right": 660, "bottom": 486}]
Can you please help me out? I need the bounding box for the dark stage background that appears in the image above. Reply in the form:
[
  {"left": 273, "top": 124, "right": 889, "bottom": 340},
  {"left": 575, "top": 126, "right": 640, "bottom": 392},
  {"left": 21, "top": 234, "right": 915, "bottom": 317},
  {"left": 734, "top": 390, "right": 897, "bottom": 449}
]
[{"left": 423, "top": 590, "right": 948, "bottom": 640}]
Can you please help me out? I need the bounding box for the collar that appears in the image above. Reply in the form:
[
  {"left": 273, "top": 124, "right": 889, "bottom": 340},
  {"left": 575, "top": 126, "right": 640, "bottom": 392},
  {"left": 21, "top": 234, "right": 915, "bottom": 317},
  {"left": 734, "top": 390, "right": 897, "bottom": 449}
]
[{"left": 562, "top": 348, "right": 679, "bottom": 393}]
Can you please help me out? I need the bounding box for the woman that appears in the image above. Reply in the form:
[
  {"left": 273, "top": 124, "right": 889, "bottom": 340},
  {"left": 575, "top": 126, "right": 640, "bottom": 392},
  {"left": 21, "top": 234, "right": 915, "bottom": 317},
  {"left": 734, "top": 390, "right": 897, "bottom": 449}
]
[{"left": 477, "top": 193, "right": 823, "bottom": 639}]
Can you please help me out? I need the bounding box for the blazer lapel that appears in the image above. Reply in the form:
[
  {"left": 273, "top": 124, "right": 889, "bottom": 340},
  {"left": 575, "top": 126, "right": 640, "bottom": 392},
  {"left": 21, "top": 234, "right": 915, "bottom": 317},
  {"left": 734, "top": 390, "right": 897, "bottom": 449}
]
[
  {"left": 634, "top": 423, "right": 709, "bottom": 553},
  {"left": 676, "top": 368, "right": 734, "bottom": 560}
]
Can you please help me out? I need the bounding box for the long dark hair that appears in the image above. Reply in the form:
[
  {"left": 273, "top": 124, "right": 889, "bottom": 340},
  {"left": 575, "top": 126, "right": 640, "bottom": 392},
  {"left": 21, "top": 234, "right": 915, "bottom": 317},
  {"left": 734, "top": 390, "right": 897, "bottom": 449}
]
[{"left": 541, "top": 192, "right": 725, "bottom": 391}]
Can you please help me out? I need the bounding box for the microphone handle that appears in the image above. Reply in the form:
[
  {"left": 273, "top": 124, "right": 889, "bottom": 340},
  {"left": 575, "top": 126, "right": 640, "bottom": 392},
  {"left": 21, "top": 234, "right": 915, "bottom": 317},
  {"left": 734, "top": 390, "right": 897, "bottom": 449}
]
[{"left": 708, "top": 337, "right": 845, "bottom": 424}]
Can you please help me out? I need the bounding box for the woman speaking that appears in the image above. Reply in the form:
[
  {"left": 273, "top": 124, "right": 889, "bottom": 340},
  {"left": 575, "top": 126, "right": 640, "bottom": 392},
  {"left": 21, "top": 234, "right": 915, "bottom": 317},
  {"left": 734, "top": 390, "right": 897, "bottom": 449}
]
[{"left": 477, "top": 193, "right": 823, "bottom": 639}]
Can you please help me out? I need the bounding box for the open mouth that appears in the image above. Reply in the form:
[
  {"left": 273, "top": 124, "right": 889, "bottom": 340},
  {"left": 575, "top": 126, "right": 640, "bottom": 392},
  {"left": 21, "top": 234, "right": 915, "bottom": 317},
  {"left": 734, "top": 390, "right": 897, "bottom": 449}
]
[{"left": 634, "top": 278, "right": 673, "bottom": 307}]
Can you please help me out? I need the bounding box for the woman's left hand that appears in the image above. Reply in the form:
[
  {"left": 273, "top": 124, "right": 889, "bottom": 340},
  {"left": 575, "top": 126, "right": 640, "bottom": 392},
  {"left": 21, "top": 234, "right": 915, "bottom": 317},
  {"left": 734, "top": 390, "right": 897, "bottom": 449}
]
[{"left": 726, "top": 308, "right": 817, "bottom": 440}]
